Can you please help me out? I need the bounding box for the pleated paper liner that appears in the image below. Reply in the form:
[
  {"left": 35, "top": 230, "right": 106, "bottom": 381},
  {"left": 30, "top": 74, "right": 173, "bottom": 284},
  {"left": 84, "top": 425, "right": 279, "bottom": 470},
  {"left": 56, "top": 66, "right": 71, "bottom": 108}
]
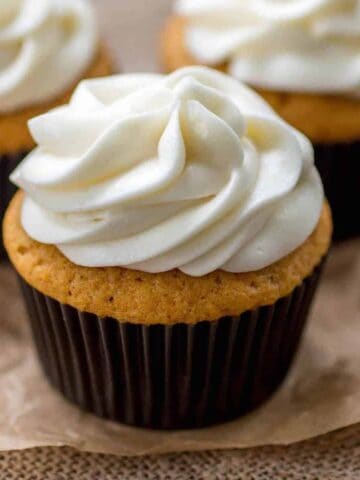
[
  {"left": 0, "top": 151, "right": 28, "bottom": 258},
  {"left": 19, "top": 259, "right": 325, "bottom": 430},
  {"left": 314, "top": 141, "right": 360, "bottom": 240}
]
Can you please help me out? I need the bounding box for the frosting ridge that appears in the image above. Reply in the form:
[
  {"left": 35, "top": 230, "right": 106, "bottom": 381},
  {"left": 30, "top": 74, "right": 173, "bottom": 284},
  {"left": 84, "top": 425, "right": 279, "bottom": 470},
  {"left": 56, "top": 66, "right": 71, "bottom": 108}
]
[
  {"left": 0, "top": 0, "right": 98, "bottom": 113},
  {"left": 175, "top": 0, "right": 360, "bottom": 94},
  {"left": 11, "top": 67, "right": 323, "bottom": 276}
]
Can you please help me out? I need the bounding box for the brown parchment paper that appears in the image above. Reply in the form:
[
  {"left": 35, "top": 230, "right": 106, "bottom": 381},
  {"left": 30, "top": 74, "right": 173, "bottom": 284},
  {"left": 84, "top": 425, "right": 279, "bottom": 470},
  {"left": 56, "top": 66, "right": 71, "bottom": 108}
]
[{"left": 0, "top": 239, "right": 359, "bottom": 456}]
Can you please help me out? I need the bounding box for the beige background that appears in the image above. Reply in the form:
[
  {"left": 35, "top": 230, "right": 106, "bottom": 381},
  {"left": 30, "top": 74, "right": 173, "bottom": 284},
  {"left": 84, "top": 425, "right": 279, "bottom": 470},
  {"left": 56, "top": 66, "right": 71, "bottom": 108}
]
[
  {"left": 96, "top": 0, "right": 172, "bottom": 73},
  {"left": 0, "top": 0, "right": 359, "bottom": 478}
]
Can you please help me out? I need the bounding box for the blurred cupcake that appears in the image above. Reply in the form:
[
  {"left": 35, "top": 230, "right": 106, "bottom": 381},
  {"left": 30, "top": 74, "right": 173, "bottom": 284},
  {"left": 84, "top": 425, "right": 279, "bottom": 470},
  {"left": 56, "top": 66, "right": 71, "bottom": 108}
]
[
  {"left": 162, "top": 0, "right": 360, "bottom": 238},
  {"left": 0, "top": 0, "right": 113, "bottom": 256},
  {"left": 4, "top": 67, "right": 331, "bottom": 429}
]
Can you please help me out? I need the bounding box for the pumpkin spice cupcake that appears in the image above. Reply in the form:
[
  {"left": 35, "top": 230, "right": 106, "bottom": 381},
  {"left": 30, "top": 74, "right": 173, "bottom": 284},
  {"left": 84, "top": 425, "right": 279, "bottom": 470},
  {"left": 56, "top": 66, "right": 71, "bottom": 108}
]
[
  {"left": 0, "top": 0, "right": 113, "bottom": 256},
  {"left": 162, "top": 1, "right": 360, "bottom": 238},
  {"left": 4, "top": 67, "right": 332, "bottom": 429}
]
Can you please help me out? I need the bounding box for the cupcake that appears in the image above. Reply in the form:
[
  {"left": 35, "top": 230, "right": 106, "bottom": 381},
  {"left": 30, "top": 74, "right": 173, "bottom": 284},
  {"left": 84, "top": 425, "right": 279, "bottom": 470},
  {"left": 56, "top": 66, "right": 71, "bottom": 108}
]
[
  {"left": 4, "top": 67, "right": 332, "bottom": 429},
  {"left": 162, "top": 1, "right": 360, "bottom": 239},
  {"left": 0, "top": 0, "right": 113, "bottom": 256}
]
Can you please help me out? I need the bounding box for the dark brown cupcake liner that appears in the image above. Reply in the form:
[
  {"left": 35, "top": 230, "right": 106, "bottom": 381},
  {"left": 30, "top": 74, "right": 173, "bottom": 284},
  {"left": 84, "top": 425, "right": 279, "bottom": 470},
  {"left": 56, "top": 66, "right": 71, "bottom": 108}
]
[
  {"left": 19, "top": 259, "right": 325, "bottom": 430},
  {"left": 0, "top": 151, "right": 28, "bottom": 258},
  {"left": 314, "top": 141, "right": 360, "bottom": 240}
]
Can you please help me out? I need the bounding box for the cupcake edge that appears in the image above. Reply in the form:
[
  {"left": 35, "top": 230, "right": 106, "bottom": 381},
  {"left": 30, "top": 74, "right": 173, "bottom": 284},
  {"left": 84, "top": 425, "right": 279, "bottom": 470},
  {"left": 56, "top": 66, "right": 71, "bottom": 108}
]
[
  {"left": 4, "top": 191, "right": 332, "bottom": 325},
  {"left": 19, "top": 256, "right": 325, "bottom": 429}
]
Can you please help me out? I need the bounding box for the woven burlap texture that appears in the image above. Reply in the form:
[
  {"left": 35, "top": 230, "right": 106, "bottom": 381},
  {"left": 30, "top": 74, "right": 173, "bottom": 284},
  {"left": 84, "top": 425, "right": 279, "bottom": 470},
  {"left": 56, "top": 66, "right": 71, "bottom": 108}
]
[{"left": 0, "top": 425, "right": 359, "bottom": 479}]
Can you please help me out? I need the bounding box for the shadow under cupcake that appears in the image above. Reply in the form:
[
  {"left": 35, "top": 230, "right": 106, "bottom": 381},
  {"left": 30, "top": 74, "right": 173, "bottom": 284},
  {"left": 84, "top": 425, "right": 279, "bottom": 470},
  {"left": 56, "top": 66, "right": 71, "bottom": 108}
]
[
  {"left": 4, "top": 67, "right": 332, "bottom": 429},
  {"left": 0, "top": 0, "right": 114, "bottom": 257}
]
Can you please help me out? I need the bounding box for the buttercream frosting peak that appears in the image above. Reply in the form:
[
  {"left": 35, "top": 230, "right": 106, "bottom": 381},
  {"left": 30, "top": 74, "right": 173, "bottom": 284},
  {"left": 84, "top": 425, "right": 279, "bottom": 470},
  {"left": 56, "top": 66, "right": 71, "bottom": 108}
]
[{"left": 11, "top": 67, "right": 323, "bottom": 276}]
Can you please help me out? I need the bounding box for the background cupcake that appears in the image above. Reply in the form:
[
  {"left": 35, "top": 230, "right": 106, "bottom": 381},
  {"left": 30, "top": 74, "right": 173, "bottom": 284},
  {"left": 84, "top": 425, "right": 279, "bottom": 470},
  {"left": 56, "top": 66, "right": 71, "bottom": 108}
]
[
  {"left": 4, "top": 67, "right": 331, "bottom": 429},
  {"left": 162, "top": 0, "right": 360, "bottom": 239},
  {"left": 0, "top": 0, "right": 113, "bottom": 256}
]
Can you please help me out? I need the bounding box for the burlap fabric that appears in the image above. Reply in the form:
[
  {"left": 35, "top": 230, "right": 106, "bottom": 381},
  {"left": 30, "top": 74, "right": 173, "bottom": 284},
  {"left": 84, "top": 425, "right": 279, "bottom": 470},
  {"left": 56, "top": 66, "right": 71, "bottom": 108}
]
[
  {"left": 0, "top": 425, "right": 359, "bottom": 479},
  {"left": 1, "top": 1, "right": 359, "bottom": 477}
]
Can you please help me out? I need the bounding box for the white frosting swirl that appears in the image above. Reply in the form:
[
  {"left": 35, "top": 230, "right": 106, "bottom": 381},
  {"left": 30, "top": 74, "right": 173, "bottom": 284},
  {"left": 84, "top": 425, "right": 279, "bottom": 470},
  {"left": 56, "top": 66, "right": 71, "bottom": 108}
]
[
  {"left": 11, "top": 67, "right": 323, "bottom": 276},
  {"left": 175, "top": 0, "right": 360, "bottom": 94},
  {"left": 0, "top": 0, "right": 98, "bottom": 113}
]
